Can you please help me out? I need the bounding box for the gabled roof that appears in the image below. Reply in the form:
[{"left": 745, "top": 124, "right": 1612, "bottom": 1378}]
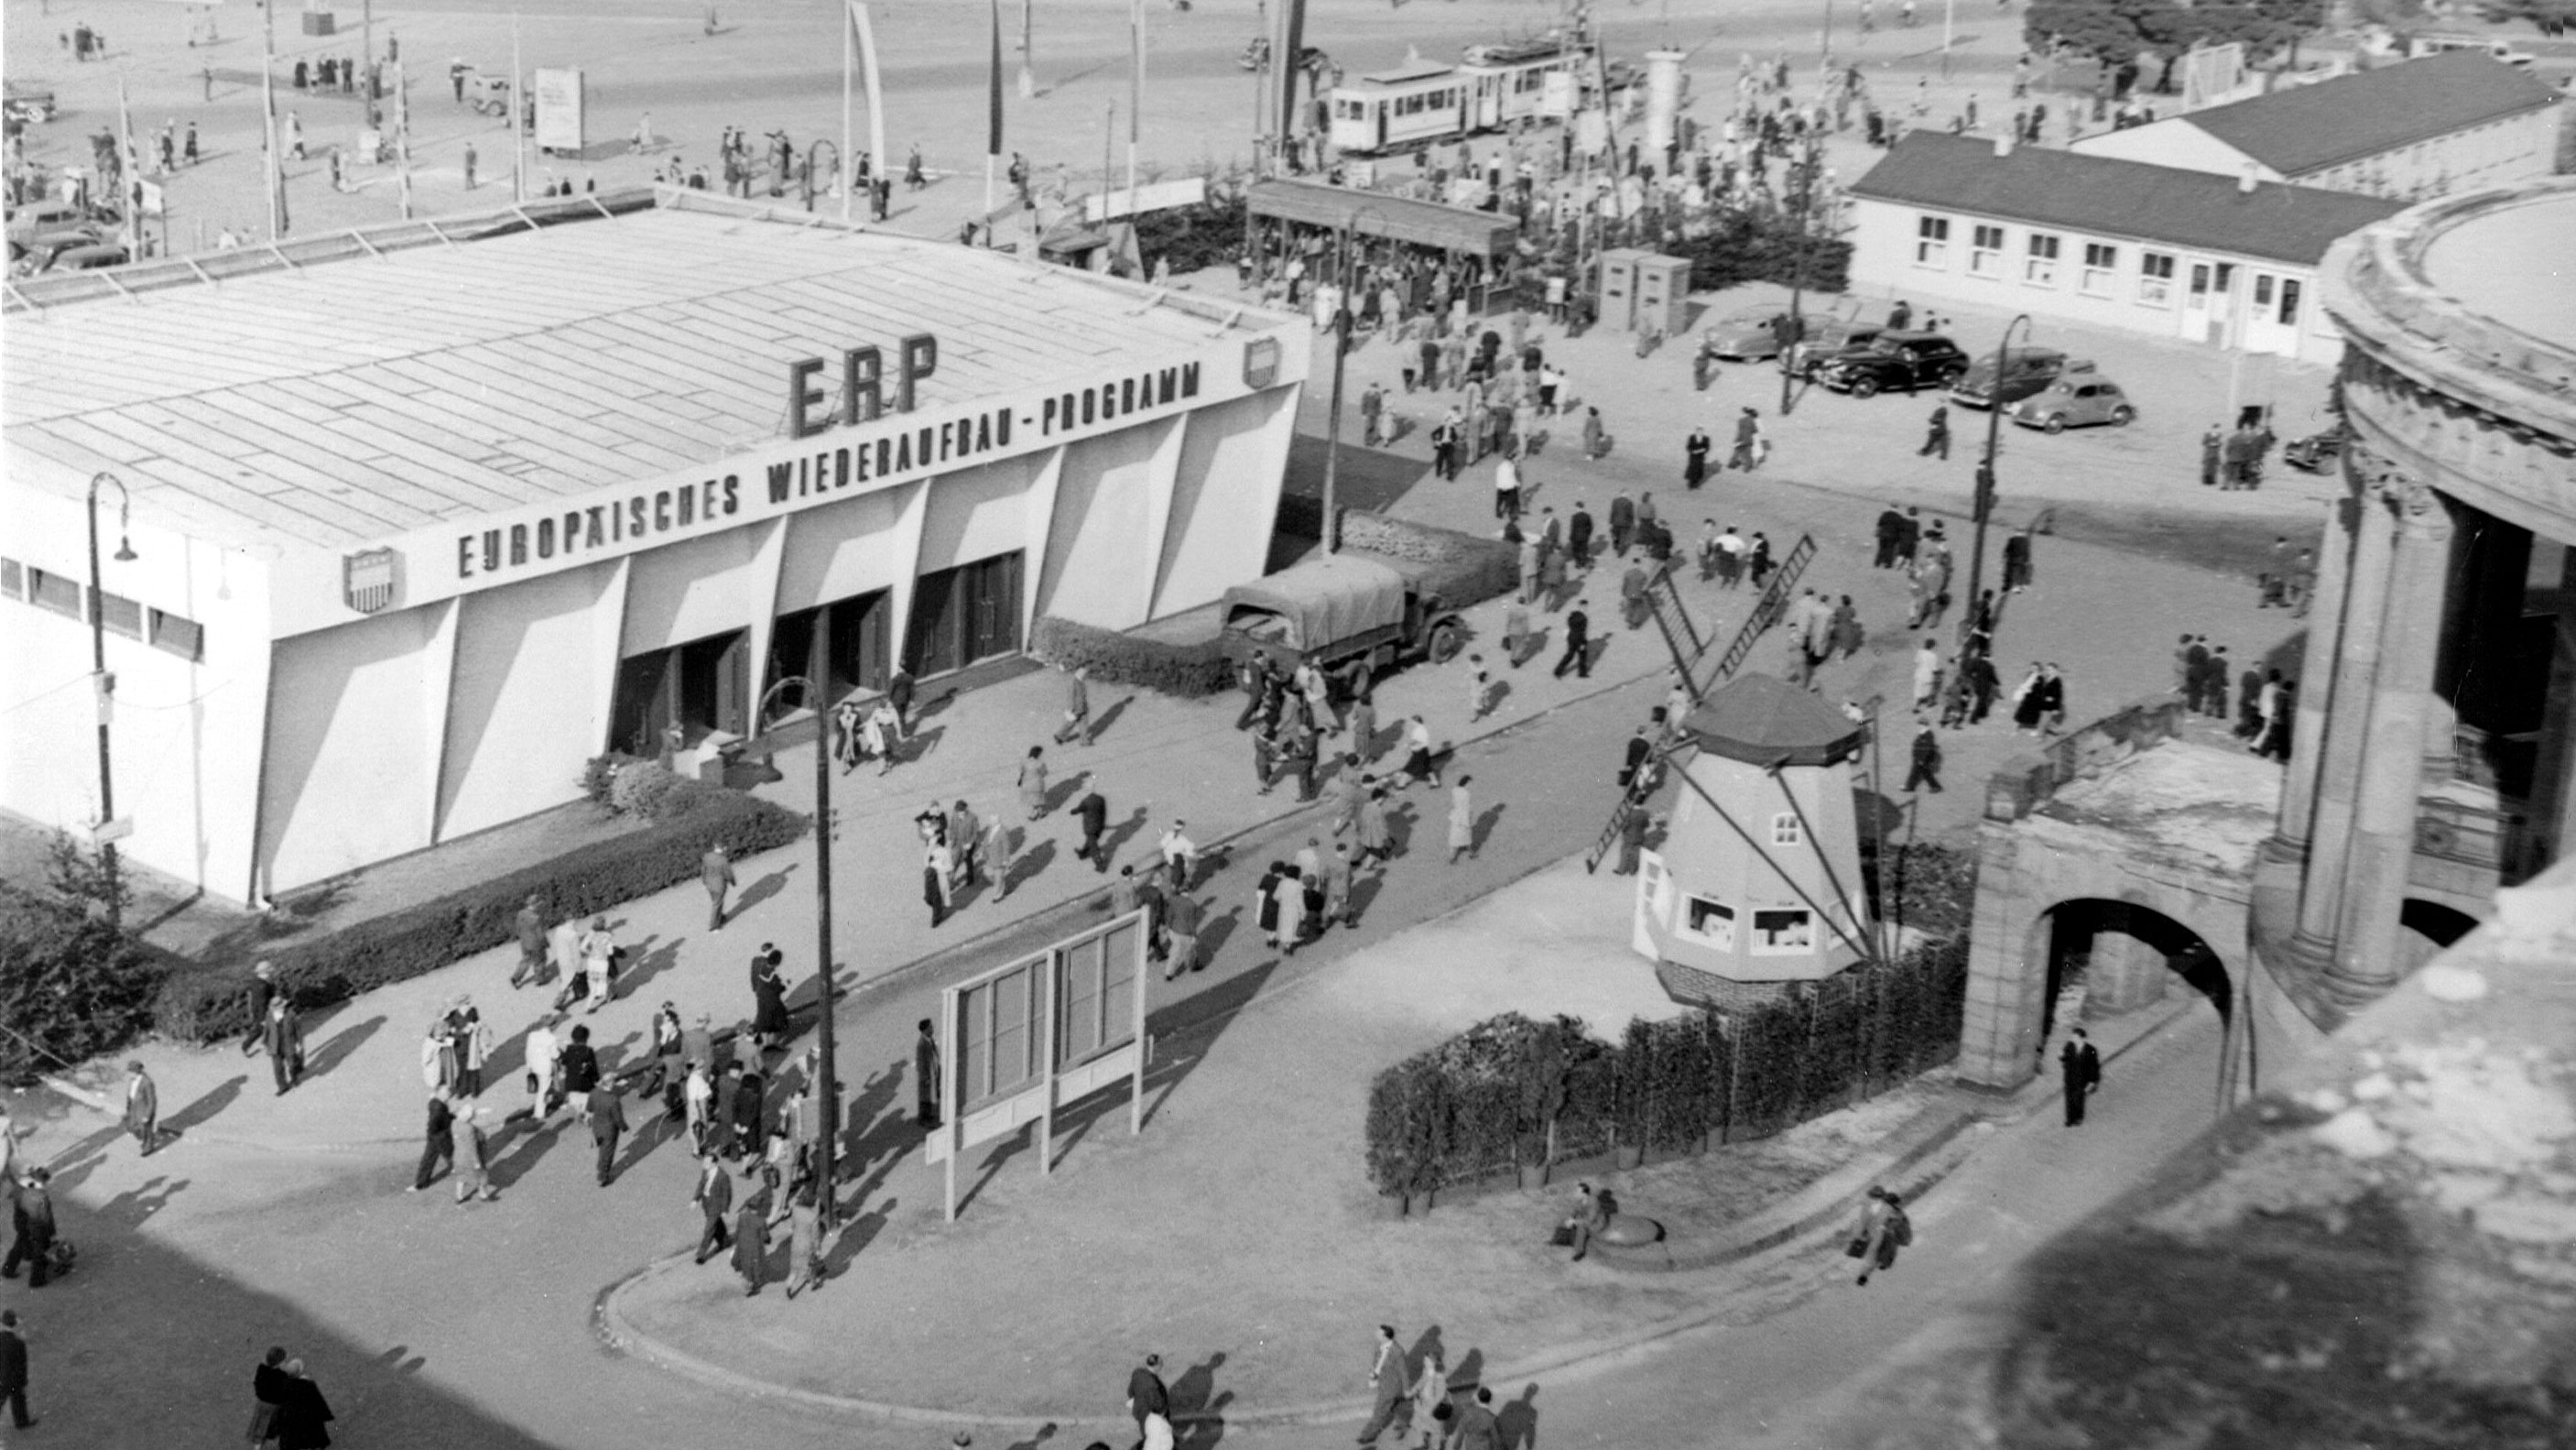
[
  {"left": 1686, "top": 672, "right": 1864, "bottom": 768},
  {"left": 1849, "top": 132, "right": 2403, "bottom": 267},
  {"left": 2187, "top": 52, "right": 2561, "bottom": 178}
]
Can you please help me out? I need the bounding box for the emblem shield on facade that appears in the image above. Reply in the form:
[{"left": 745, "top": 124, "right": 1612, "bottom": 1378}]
[
  {"left": 343, "top": 548, "right": 400, "bottom": 615},
  {"left": 1243, "top": 336, "right": 1281, "bottom": 390}
]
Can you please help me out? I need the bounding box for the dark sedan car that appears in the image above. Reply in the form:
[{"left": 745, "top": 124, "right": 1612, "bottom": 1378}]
[
  {"left": 2282, "top": 429, "right": 2348, "bottom": 473},
  {"left": 1815, "top": 332, "right": 1970, "bottom": 398}
]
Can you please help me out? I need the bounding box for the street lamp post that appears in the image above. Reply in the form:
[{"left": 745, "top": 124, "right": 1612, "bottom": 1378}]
[
  {"left": 86, "top": 472, "right": 137, "bottom": 928},
  {"left": 1964, "top": 313, "right": 2032, "bottom": 641},
  {"left": 756, "top": 676, "right": 840, "bottom": 1228}
]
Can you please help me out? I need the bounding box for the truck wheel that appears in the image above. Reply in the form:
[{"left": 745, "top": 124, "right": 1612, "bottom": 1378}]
[
  {"left": 1850, "top": 376, "right": 1881, "bottom": 399},
  {"left": 1427, "top": 621, "right": 1462, "bottom": 664}
]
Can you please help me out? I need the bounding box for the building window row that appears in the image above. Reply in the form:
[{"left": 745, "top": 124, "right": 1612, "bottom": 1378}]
[
  {"left": 0, "top": 556, "right": 207, "bottom": 661},
  {"left": 2138, "top": 250, "right": 2176, "bottom": 307},
  {"left": 1969, "top": 223, "right": 2005, "bottom": 277},
  {"left": 2024, "top": 233, "right": 2061, "bottom": 286}
]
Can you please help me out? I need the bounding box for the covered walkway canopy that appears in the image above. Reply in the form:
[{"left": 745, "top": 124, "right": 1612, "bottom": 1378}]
[{"left": 1246, "top": 179, "right": 1520, "bottom": 257}]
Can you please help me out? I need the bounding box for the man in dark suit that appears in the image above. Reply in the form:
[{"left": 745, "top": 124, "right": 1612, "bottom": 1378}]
[
  {"left": 591, "top": 1081, "right": 629, "bottom": 1186},
  {"left": 1566, "top": 503, "right": 1594, "bottom": 569},
  {"left": 1553, "top": 602, "right": 1592, "bottom": 679},
  {"left": 1453, "top": 1387, "right": 1503, "bottom": 1450},
  {"left": 1, "top": 1309, "right": 29, "bottom": 1429},
  {"left": 691, "top": 1155, "right": 734, "bottom": 1263},
  {"left": 1356, "top": 1326, "right": 1406, "bottom": 1445},
  {"left": 1125, "top": 1352, "right": 1168, "bottom": 1448},
  {"left": 1074, "top": 789, "right": 1111, "bottom": 871},
  {"left": 1607, "top": 492, "right": 1636, "bottom": 558},
  {"left": 1874, "top": 506, "right": 1905, "bottom": 567},
  {"left": 2060, "top": 1029, "right": 2103, "bottom": 1127},
  {"left": 1617, "top": 726, "right": 1651, "bottom": 792},
  {"left": 3, "top": 1171, "right": 55, "bottom": 1289},
  {"left": 915, "top": 1019, "right": 942, "bottom": 1128}
]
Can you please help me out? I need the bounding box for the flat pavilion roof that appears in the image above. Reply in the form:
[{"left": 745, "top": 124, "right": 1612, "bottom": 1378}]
[{"left": 3, "top": 191, "right": 1293, "bottom": 555}]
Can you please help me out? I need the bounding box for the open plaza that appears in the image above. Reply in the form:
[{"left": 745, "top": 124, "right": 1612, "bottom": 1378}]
[{"left": 3, "top": 1, "right": 2573, "bottom": 1447}]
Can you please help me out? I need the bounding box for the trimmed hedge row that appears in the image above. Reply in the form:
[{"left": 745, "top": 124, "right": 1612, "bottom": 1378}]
[
  {"left": 1364, "top": 937, "right": 1971, "bottom": 1201},
  {"left": 1339, "top": 511, "right": 1518, "bottom": 611},
  {"left": 154, "top": 790, "right": 808, "bottom": 1044},
  {"left": 1027, "top": 615, "right": 1234, "bottom": 698}
]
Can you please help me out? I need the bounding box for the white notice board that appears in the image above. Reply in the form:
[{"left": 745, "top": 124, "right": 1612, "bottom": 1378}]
[{"left": 533, "top": 68, "right": 585, "bottom": 153}]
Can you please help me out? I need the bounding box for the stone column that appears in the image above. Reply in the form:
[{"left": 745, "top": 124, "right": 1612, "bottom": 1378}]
[
  {"left": 2330, "top": 481, "right": 2454, "bottom": 1006},
  {"left": 2081, "top": 902, "right": 2170, "bottom": 1017},
  {"left": 2527, "top": 549, "right": 2576, "bottom": 874},
  {"left": 2276, "top": 490, "right": 2361, "bottom": 852},
  {"left": 1956, "top": 825, "right": 2043, "bottom": 1092},
  {"left": 2289, "top": 476, "right": 2400, "bottom": 958}
]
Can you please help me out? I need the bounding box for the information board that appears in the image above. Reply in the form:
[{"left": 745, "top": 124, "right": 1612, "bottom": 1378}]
[
  {"left": 533, "top": 67, "right": 585, "bottom": 153},
  {"left": 929, "top": 909, "right": 1152, "bottom": 1220}
]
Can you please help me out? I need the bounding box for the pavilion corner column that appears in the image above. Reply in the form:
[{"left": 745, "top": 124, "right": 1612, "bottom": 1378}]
[
  {"left": 2288, "top": 473, "right": 2400, "bottom": 963},
  {"left": 2329, "top": 479, "right": 2453, "bottom": 1006},
  {"left": 2275, "top": 488, "right": 2359, "bottom": 853}
]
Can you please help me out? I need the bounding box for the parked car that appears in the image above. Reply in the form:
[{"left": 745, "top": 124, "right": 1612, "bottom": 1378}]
[
  {"left": 2009, "top": 376, "right": 2136, "bottom": 432},
  {"left": 1786, "top": 320, "right": 1885, "bottom": 379},
  {"left": 1950, "top": 347, "right": 2086, "bottom": 409},
  {"left": 45, "top": 240, "right": 129, "bottom": 272},
  {"left": 1701, "top": 304, "right": 1801, "bottom": 361},
  {"left": 1218, "top": 550, "right": 1463, "bottom": 679},
  {"left": 5, "top": 199, "right": 100, "bottom": 248},
  {"left": 1814, "top": 332, "right": 1970, "bottom": 398},
  {"left": 2282, "top": 428, "right": 2349, "bottom": 473},
  {"left": 3, "top": 80, "right": 56, "bottom": 126}
]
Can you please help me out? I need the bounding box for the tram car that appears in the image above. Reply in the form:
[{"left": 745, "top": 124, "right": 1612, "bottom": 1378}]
[{"left": 1327, "top": 37, "right": 1589, "bottom": 156}]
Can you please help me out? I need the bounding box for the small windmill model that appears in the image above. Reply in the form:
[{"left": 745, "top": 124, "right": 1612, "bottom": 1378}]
[{"left": 1632, "top": 673, "right": 1879, "bottom": 1010}]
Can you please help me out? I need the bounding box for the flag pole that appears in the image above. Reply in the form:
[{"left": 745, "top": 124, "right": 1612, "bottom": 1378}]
[
  {"left": 260, "top": 0, "right": 286, "bottom": 238},
  {"left": 985, "top": 0, "right": 1003, "bottom": 223},
  {"left": 517, "top": 13, "right": 533, "bottom": 204},
  {"left": 849, "top": 3, "right": 886, "bottom": 217},
  {"left": 841, "top": 0, "right": 854, "bottom": 220},
  {"left": 115, "top": 74, "right": 140, "bottom": 259},
  {"left": 1126, "top": 0, "right": 1141, "bottom": 216},
  {"left": 396, "top": 59, "right": 414, "bottom": 219}
]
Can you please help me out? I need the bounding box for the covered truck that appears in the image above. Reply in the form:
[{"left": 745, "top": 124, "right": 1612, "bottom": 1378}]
[{"left": 1218, "top": 550, "right": 1464, "bottom": 678}]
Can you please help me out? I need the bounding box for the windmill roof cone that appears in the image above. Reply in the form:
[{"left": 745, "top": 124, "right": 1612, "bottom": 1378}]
[
  {"left": 1684, "top": 671, "right": 1866, "bottom": 768},
  {"left": 1632, "top": 673, "right": 1874, "bottom": 1009}
]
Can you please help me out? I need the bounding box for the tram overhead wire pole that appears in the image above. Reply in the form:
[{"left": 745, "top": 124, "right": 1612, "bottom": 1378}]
[
  {"left": 1963, "top": 312, "right": 2033, "bottom": 648},
  {"left": 755, "top": 675, "right": 842, "bottom": 1230}
]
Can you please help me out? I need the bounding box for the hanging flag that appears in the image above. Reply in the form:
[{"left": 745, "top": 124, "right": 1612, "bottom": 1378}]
[{"left": 987, "top": 0, "right": 1005, "bottom": 160}]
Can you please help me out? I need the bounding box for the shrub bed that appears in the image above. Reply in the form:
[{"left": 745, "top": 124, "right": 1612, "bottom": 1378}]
[
  {"left": 154, "top": 790, "right": 807, "bottom": 1044},
  {"left": 1364, "top": 938, "right": 1970, "bottom": 1201},
  {"left": 1027, "top": 615, "right": 1234, "bottom": 698},
  {"left": 1340, "top": 511, "right": 1518, "bottom": 610}
]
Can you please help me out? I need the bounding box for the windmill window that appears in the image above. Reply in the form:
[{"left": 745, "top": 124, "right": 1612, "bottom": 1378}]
[
  {"left": 1679, "top": 896, "right": 1736, "bottom": 950},
  {"left": 1752, "top": 908, "right": 1814, "bottom": 954},
  {"left": 1770, "top": 812, "right": 1801, "bottom": 845}
]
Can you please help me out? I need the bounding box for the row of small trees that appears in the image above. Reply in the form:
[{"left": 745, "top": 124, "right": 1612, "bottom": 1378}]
[{"left": 1363, "top": 935, "right": 1971, "bottom": 1207}]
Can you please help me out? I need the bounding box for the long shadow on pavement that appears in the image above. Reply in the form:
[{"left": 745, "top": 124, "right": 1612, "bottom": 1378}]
[{"left": 19, "top": 1198, "right": 567, "bottom": 1449}]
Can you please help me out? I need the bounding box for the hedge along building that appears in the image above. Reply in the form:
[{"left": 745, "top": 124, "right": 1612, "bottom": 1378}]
[{"left": 0, "top": 189, "right": 1310, "bottom": 907}]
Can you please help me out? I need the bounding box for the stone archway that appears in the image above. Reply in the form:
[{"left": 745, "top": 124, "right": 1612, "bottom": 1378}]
[{"left": 1958, "top": 825, "right": 2251, "bottom": 1095}]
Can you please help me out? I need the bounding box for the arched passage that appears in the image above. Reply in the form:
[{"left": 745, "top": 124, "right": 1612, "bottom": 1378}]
[
  {"left": 2399, "top": 899, "right": 2479, "bottom": 976},
  {"left": 2033, "top": 898, "right": 2232, "bottom": 1053}
]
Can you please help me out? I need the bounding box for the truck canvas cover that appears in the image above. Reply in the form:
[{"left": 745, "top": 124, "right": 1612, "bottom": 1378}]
[{"left": 1221, "top": 552, "right": 1412, "bottom": 653}]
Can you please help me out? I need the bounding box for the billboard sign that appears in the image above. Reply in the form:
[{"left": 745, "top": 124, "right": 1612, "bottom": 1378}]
[
  {"left": 929, "top": 909, "right": 1151, "bottom": 1219},
  {"left": 533, "top": 68, "right": 585, "bottom": 152}
]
